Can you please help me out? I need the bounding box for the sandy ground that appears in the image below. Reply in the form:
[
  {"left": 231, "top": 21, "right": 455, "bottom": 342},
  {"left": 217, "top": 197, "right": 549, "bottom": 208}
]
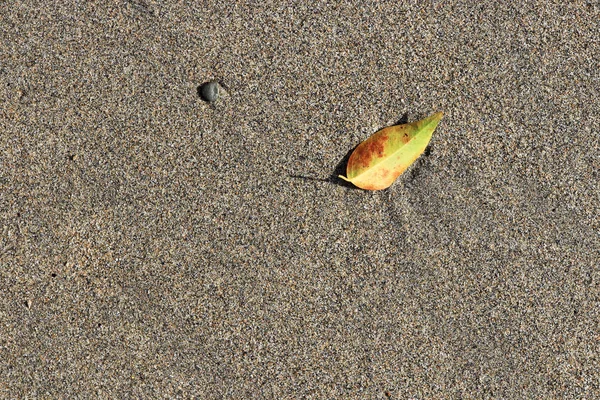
[{"left": 1, "top": 1, "right": 599, "bottom": 398}]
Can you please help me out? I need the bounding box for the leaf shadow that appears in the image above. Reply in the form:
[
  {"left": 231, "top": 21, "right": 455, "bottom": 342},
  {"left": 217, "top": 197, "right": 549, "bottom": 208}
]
[
  {"left": 288, "top": 145, "right": 358, "bottom": 189},
  {"left": 394, "top": 112, "right": 409, "bottom": 126},
  {"left": 290, "top": 112, "right": 411, "bottom": 190},
  {"left": 329, "top": 145, "right": 361, "bottom": 188},
  {"left": 288, "top": 174, "right": 330, "bottom": 183}
]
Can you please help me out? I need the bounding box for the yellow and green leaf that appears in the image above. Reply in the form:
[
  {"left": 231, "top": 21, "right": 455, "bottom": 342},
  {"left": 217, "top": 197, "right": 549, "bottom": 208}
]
[{"left": 339, "top": 111, "right": 443, "bottom": 190}]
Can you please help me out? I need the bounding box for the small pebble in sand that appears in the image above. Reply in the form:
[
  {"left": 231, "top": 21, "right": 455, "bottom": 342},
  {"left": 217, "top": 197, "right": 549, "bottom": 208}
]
[{"left": 200, "top": 81, "right": 220, "bottom": 102}]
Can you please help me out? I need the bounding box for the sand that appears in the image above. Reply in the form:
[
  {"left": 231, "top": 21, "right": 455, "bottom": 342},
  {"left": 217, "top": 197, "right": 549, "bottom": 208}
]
[{"left": 1, "top": 1, "right": 599, "bottom": 398}]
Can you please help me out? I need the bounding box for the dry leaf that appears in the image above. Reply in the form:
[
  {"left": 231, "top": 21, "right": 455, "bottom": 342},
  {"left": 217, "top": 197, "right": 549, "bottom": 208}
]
[{"left": 339, "top": 111, "right": 443, "bottom": 190}]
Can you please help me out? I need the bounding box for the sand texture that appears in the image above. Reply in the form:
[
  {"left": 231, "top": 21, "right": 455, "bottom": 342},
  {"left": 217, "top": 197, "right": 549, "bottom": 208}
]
[{"left": 1, "top": 1, "right": 599, "bottom": 398}]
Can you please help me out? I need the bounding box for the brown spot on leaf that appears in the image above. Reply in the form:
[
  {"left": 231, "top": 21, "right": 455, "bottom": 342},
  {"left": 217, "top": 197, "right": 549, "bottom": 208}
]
[{"left": 354, "top": 135, "right": 386, "bottom": 168}]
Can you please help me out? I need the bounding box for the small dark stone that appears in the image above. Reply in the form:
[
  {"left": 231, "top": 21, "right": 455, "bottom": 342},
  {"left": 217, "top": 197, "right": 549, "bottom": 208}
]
[{"left": 200, "top": 81, "right": 219, "bottom": 102}]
